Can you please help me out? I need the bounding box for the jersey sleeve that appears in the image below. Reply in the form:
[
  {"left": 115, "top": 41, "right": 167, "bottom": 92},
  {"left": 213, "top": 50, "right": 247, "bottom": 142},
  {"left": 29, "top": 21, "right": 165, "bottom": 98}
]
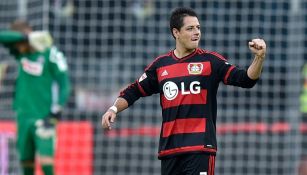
[
  {"left": 48, "top": 47, "right": 71, "bottom": 106},
  {"left": 211, "top": 52, "right": 258, "bottom": 88},
  {"left": 0, "top": 30, "right": 27, "bottom": 57},
  {"left": 0, "top": 31, "right": 27, "bottom": 43},
  {"left": 119, "top": 60, "right": 159, "bottom": 106}
]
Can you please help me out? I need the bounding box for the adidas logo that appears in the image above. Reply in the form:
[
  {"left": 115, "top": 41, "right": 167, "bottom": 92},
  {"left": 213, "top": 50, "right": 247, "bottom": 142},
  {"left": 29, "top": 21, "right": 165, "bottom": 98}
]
[{"left": 161, "top": 70, "right": 168, "bottom": 77}]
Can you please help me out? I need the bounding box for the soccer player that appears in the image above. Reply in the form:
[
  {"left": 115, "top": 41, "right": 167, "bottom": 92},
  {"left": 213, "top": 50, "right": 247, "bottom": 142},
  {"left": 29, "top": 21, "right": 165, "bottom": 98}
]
[
  {"left": 0, "top": 20, "right": 71, "bottom": 175},
  {"left": 101, "top": 7, "right": 266, "bottom": 175}
]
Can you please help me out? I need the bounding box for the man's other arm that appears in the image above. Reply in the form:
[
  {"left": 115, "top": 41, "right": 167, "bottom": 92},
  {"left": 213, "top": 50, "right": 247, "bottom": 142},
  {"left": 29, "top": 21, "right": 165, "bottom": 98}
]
[{"left": 247, "top": 38, "right": 266, "bottom": 80}]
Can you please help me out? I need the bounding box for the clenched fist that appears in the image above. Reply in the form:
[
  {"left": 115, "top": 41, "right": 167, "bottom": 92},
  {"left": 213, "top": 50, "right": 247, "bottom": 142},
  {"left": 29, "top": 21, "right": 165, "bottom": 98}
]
[{"left": 248, "top": 38, "right": 266, "bottom": 58}]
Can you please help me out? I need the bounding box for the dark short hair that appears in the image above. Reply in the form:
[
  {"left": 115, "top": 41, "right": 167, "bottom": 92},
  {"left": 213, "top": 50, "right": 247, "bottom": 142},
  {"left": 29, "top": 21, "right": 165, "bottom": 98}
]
[
  {"left": 10, "top": 20, "right": 32, "bottom": 34},
  {"left": 169, "top": 7, "right": 198, "bottom": 38}
]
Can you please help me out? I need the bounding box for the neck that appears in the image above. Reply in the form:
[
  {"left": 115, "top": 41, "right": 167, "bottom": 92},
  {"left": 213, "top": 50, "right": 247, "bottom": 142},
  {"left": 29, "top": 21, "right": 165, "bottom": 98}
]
[{"left": 174, "top": 47, "right": 196, "bottom": 59}]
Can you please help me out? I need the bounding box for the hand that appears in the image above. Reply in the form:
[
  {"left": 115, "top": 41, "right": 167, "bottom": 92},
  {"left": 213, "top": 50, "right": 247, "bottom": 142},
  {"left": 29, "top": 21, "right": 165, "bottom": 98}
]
[
  {"left": 28, "top": 31, "right": 53, "bottom": 52},
  {"left": 35, "top": 112, "right": 60, "bottom": 138},
  {"left": 101, "top": 109, "right": 117, "bottom": 130},
  {"left": 43, "top": 112, "right": 61, "bottom": 128},
  {"left": 248, "top": 38, "right": 266, "bottom": 58},
  {"left": 49, "top": 111, "right": 61, "bottom": 122}
]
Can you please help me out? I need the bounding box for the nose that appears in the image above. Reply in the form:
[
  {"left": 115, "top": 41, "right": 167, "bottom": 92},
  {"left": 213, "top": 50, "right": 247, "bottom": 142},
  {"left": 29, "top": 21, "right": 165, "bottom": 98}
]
[{"left": 193, "top": 28, "right": 200, "bottom": 35}]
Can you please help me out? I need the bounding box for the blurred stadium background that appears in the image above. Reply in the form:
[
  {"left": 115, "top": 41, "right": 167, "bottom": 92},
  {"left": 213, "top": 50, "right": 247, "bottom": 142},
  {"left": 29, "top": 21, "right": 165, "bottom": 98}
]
[{"left": 0, "top": 0, "right": 306, "bottom": 175}]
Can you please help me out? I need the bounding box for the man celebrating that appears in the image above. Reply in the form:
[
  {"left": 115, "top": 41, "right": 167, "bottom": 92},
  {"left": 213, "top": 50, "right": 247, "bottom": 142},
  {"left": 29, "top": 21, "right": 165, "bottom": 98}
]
[{"left": 102, "top": 7, "right": 266, "bottom": 175}]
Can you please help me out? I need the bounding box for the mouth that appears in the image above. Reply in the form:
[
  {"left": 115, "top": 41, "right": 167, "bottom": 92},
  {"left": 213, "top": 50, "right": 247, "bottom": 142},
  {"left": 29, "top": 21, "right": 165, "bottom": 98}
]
[{"left": 191, "top": 38, "right": 199, "bottom": 41}]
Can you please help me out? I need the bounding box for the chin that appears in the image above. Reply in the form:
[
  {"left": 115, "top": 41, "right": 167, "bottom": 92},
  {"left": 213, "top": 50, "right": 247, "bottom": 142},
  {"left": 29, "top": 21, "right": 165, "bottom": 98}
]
[
  {"left": 191, "top": 42, "right": 199, "bottom": 48},
  {"left": 188, "top": 45, "right": 198, "bottom": 50}
]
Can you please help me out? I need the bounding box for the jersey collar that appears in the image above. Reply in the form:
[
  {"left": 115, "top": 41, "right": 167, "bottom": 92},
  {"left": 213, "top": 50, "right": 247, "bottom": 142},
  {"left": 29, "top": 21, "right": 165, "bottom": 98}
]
[{"left": 171, "top": 48, "right": 199, "bottom": 62}]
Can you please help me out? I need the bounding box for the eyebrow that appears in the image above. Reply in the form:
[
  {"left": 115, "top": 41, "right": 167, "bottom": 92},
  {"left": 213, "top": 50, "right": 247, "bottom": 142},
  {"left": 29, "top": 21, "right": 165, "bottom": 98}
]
[{"left": 185, "top": 25, "right": 200, "bottom": 28}]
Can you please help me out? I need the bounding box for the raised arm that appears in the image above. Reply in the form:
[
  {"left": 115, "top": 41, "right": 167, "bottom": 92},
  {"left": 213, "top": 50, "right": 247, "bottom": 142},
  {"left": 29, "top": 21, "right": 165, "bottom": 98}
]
[
  {"left": 0, "top": 31, "right": 27, "bottom": 43},
  {"left": 0, "top": 30, "right": 53, "bottom": 55},
  {"left": 0, "top": 31, "right": 27, "bottom": 56},
  {"left": 247, "top": 38, "right": 266, "bottom": 80}
]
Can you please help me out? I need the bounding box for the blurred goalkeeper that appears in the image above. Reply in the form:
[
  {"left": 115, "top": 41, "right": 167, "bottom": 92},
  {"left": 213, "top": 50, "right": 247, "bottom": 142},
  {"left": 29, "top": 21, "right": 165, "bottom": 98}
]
[
  {"left": 102, "top": 7, "right": 266, "bottom": 175},
  {"left": 0, "top": 20, "right": 71, "bottom": 175}
]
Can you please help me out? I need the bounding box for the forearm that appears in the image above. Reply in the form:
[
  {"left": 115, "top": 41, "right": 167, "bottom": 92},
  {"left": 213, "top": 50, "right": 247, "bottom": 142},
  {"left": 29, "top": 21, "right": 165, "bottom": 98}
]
[
  {"left": 58, "top": 81, "right": 71, "bottom": 106},
  {"left": 110, "top": 97, "right": 129, "bottom": 113},
  {"left": 0, "top": 31, "right": 27, "bottom": 43},
  {"left": 247, "top": 55, "right": 265, "bottom": 80},
  {"left": 118, "top": 82, "right": 143, "bottom": 106},
  {"left": 55, "top": 73, "right": 71, "bottom": 107},
  {"left": 102, "top": 97, "right": 128, "bottom": 130}
]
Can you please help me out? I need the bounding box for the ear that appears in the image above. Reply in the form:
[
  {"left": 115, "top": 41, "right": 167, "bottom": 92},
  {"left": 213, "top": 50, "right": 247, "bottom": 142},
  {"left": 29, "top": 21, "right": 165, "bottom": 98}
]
[{"left": 172, "top": 28, "right": 180, "bottom": 39}]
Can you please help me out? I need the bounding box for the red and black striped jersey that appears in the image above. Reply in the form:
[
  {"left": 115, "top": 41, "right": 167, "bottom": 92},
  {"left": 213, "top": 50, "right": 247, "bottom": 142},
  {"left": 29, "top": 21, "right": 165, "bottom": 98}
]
[{"left": 119, "top": 48, "right": 258, "bottom": 159}]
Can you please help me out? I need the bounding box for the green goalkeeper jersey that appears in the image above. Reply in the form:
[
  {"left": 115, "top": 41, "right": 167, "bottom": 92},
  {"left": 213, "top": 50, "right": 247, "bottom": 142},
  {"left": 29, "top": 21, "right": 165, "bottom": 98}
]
[
  {"left": 301, "top": 63, "right": 307, "bottom": 113},
  {"left": 0, "top": 31, "right": 71, "bottom": 118}
]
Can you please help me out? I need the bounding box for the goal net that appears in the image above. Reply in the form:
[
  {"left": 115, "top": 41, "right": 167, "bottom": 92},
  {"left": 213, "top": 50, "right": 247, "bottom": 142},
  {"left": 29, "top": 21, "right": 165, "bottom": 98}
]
[{"left": 0, "top": 0, "right": 305, "bottom": 175}]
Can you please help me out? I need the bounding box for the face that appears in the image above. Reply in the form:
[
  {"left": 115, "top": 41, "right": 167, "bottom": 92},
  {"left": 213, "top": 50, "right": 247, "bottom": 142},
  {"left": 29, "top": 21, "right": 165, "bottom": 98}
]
[
  {"left": 14, "top": 41, "right": 31, "bottom": 54},
  {"left": 11, "top": 26, "right": 32, "bottom": 54},
  {"left": 173, "top": 16, "right": 201, "bottom": 50}
]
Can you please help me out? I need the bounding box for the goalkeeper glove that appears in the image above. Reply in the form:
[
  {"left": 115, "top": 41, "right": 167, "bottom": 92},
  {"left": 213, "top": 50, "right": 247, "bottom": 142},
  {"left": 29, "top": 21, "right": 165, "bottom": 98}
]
[
  {"left": 45, "top": 111, "right": 61, "bottom": 127},
  {"left": 35, "top": 105, "right": 62, "bottom": 138},
  {"left": 28, "top": 31, "right": 53, "bottom": 52},
  {"left": 44, "top": 104, "right": 62, "bottom": 127},
  {"left": 35, "top": 112, "right": 60, "bottom": 139},
  {"left": 37, "top": 111, "right": 61, "bottom": 128}
]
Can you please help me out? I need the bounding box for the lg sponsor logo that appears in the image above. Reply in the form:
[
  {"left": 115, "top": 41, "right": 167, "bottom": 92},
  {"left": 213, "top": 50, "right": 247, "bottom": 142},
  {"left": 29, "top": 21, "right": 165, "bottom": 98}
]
[{"left": 163, "top": 81, "right": 201, "bottom": 100}]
